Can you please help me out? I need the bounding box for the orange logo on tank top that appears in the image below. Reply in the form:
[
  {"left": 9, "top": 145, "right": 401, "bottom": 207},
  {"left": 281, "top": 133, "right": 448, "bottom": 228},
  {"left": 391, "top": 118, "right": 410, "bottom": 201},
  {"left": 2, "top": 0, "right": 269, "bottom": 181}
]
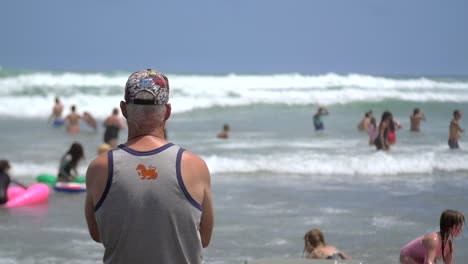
[{"left": 136, "top": 164, "right": 158, "bottom": 180}]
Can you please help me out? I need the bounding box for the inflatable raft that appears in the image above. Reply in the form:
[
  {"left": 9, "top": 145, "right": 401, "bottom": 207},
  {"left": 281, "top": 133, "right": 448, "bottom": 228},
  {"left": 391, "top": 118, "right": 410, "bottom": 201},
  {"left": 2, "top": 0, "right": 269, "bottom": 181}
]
[
  {"left": 1, "top": 183, "right": 50, "bottom": 208},
  {"left": 36, "top": 174, "right": 86, "bottom": 185},
  {"left": 53, "top": 182, "right": 86, "bottom": 193}
]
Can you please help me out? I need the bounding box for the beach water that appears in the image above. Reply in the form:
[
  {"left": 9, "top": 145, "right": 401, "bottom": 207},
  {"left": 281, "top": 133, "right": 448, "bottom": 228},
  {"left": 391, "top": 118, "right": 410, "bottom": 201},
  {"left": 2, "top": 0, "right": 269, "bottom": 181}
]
[{"left": 1, "top": 70, "right": 467, "bottom": 263}]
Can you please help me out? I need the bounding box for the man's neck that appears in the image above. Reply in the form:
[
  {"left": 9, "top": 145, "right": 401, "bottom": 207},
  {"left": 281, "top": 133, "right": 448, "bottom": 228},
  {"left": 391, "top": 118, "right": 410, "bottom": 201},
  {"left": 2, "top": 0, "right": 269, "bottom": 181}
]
[{"left": 127, "top": 128, "right": 165, "bottom": 141}]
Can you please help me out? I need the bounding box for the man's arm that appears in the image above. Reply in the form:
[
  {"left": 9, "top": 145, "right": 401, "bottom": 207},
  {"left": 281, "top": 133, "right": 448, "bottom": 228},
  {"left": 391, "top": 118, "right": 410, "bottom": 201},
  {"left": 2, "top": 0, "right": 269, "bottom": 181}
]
[
  {"left": 181, "top": 152, "right": 214, "bottom": 248},
  {"left": 85, "top": 192, "right": 100, "bottom": 242},
  {"left": 199, "top": 165, "right": 214, "bottom": 248},
  {"left": 84, "top": 154, "right": 109, "bottom": 243}
]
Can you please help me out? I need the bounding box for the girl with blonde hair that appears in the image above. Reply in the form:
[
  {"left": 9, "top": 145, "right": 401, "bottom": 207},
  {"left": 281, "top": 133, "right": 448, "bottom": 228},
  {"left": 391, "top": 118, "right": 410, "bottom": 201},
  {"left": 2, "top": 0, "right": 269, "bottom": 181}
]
[{"left": 303, "top": 229, "right": 351, "bottom": 260}]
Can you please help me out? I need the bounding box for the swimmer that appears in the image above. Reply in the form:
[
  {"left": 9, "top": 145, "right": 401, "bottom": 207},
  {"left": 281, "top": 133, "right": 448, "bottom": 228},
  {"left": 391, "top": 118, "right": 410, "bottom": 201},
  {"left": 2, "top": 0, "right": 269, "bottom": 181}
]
[
  {"left": 374, "top": 111, "right": 392, "bottom": 151},
  {"left": 448, "top": 110, "right": 464, "bottom": 149},
  {"left": 97, "top": 143, "right": 112, "bottom": 155},
  {"left": 358, "top": 110, "right": 373, "bottom": 132},
  {"left": 65, "top": 105, "right": 81, "bottom": 134},
  {"left": 103, "top": 108, "right": 126, "bottom": 147},
  {"left": 83, "top": 111, "right": 98, "bottom": 131},
  {"left": 400, "top": 209, "right": 465, "bottom": 264},
  {"left": 57, "top": 142, "right": 84, "bottom": 182},
  {"left": 49, "top": 96, "right": 65, "bottom": 126},
  {"left": 368, "top": 116, "right": 378, "bottom": 145},
  {"left": 217, "top": 124, "right": 230, "bottom": 139},
  {"left": 313, "top": 107, "right": 329, "bottom": 131},
  {"left": 410, "top": 108, "right": 426, "bottom": 132},
  {"left": 303, "top": 229, "right": 351, "bottom": 261}
]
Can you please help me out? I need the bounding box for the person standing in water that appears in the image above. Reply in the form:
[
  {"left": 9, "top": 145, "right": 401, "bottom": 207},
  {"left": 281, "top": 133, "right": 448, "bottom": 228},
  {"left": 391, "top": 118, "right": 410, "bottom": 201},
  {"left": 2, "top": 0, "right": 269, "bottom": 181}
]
[
  {"left": 103, "top": 108, "right": 127, "bottom": 147},
  {"left": 400, "top": 209, "right": 465, "bottom": 264},
  {"left": 358, "top": 110, "right": 373, "bottom": 132},
  {"left": 313, "top": 107, "right": 329, "bottom": 131},
  {"left": 448, "top": 110, "right": 464, "bottom": 149},
  {"left": 49, "top": 96, "right": 65, "bottom": 126},
  {"left": 65, "top": 105, "right": 81, "bottom": 134},
  {"left": 410, "top": 108, "right": 426, "bottom": 132},
  {"left": 375, "top": 111, "right": 392, "bottom": 151},
  {"left": 387, "top": 112, "right": 402, "bottom": 145},
  {"left": 303, "top": 229, "right": 351, "bottom": 261},
  {"left": 368, "top": 116, "right": 378, "bottom": 145}
]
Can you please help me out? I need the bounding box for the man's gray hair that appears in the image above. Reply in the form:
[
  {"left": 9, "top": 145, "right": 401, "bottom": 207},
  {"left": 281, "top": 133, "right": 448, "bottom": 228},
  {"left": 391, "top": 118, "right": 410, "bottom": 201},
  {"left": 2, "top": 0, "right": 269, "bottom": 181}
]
[{"left": 126, "top": 91, "right": 167, "bottom": 133}]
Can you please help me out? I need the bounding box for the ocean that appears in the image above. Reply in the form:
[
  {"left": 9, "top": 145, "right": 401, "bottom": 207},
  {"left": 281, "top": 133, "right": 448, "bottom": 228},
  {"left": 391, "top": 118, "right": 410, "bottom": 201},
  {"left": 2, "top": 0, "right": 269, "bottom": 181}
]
[{"left": 0, "top": 69, "right": 467, "bottom": 263}]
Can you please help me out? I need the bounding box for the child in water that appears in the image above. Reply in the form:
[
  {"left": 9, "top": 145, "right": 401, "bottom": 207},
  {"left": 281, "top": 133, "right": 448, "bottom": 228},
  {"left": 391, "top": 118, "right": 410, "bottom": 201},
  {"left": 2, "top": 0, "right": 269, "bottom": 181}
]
[
  {"left": 58, "top": 142, "right": 85, "bottom": 182},
  {"left": 400, "top": 209, "right": 465, "bottom": 264},
  {"left": 303, "top": 229, "right": 351, "bottom": 260}
]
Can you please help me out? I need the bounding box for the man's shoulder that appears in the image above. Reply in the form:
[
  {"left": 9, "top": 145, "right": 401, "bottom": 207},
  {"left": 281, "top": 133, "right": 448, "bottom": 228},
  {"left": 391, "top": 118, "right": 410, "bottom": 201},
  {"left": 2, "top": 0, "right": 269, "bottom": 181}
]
[
  {"left": 179, "top": 149, "right": 209, "bottom": 176},
  {"left": 181, "top": 149, "right": 206, "bottom": 164},
  {"left": 87, "top": 154, "right": 109, "bottom": 175}
]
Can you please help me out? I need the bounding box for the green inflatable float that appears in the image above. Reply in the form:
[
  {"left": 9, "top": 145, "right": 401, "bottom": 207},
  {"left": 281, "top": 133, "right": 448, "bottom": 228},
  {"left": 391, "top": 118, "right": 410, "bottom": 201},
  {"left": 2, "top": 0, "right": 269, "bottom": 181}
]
[{"left": 36, "top": 174, "right": 86, "bottom": 185}]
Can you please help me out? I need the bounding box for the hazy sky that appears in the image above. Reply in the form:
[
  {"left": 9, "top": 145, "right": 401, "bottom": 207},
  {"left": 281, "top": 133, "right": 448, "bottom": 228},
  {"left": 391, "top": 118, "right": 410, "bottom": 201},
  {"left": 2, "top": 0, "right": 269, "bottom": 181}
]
[{"left": 1, "top": 0, "right": 467, "bottom": 75}]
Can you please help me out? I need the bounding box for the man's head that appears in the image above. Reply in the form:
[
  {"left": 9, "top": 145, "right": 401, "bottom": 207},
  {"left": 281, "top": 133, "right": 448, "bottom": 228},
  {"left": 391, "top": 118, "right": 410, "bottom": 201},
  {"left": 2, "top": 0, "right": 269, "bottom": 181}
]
[
  {"left": 121, "top": 69, "right": 171, "bottom": 133},
  {"left": 124, "top": 69, "right": 169, "bottom": 105},
  {"left": 454, "top": 109, "right": 462, "bottom": 119}
]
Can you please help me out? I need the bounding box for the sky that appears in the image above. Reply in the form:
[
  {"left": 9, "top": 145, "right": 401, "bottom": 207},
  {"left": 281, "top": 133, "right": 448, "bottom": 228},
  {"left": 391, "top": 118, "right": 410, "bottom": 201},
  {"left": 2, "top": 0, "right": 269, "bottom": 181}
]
[{"left": 1, "top": 0, "right": 467, "bottom": 75}]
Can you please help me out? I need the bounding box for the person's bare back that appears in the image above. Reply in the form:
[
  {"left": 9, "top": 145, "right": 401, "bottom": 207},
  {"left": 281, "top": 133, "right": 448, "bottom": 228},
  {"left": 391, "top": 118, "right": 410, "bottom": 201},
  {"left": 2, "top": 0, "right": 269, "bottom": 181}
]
[
  {"left": 66, "top": 105, "right": 81, "bottom": 133},
  {"left": 410, "top": 108, "right": 425, "bottom": 132}
]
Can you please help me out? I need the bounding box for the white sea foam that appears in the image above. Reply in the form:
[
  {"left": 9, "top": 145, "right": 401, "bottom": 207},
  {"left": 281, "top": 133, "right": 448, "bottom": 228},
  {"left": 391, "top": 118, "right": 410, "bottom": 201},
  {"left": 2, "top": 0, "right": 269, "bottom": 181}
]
[
  {"left": 10, "top": 147, "right": 468, "bottom": 187},
  {"left": 1, "top": 71, "right": 467, "bottom": 118},
  {"left": 204, "top": 150, "right": 468, "bottom": 178}
]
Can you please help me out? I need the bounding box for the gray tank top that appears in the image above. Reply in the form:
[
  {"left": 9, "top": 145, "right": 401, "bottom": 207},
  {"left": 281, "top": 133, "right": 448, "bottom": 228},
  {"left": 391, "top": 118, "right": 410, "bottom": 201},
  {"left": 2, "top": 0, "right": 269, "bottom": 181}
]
[{"left": 95, "top": 143, "right": 203, "bottom": 264}]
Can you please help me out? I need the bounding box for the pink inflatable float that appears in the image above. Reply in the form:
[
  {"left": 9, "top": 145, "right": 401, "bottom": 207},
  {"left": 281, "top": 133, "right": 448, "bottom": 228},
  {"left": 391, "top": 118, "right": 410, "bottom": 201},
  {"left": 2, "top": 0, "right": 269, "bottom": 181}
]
[{"left": 2, "top": 183, "right": 50, "bottom": 208}]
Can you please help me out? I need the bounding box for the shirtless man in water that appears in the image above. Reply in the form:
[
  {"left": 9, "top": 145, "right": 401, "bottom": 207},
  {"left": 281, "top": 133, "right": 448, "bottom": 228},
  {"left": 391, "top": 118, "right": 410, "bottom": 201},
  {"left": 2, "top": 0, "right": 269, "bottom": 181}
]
[
  {"left": 49, "top": 96, "right": 64, "bottom": 126},
  {"left": 65, "top": 105, "right": 81, "bottom": 134},
  {"left": 409, "top": 108, "right": 426, "bottom": 132},
  {"left": 448, "top": 109, "right": 464, "bottom": 149}
]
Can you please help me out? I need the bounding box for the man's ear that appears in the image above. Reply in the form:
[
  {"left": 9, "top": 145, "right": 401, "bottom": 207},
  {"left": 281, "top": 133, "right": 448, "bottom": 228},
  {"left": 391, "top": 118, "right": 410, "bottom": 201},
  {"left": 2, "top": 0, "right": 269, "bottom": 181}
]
[
  {"left": 164, "top": 104, "right": 171, "bottom": 121},
  {"left": 120, "top": 101, "right": 128, "bottom": 119}
]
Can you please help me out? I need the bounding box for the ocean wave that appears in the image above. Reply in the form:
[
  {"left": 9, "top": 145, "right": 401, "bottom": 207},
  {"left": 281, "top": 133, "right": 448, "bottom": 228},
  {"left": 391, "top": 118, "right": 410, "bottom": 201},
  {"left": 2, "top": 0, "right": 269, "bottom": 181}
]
[
  {"left": 203, "top": 150, "right": 468, "bottom": 180},
  {"left": 1, "top": 71, "right": 468, "bottom": 118},
  {"left": 11, "top": 150, "right": 468, "bottom": 183}
]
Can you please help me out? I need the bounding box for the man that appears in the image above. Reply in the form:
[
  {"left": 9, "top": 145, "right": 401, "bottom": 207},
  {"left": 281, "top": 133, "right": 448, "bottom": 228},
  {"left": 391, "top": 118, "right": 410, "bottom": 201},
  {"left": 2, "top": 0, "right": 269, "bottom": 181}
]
[
  {"left": 103, "top": 108, "right": 126, "bottom": 147},
  {"left": 409, "top": 108, "right": 426, "bottom": 132},
  {"left": 49, "top": 96, "right": 64, "bottom": 126},
  {"left": 448, "top": 109, "right": 464, "bottom": 149},
  {"left": 85, "top": 69, "right": 214, "bottom": 264}
]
